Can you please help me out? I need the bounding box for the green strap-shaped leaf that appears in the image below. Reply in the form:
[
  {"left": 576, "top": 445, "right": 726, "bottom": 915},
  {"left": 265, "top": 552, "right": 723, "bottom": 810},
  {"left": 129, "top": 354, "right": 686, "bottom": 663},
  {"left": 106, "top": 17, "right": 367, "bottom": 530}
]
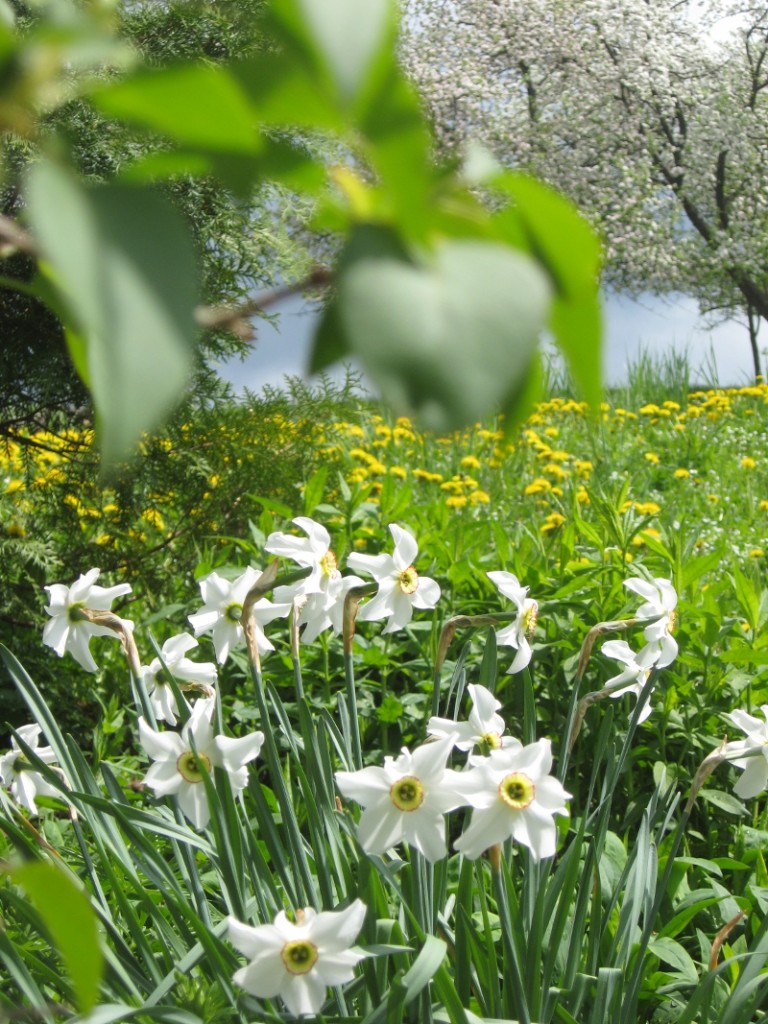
[
  {"left": 26, "top": 161, "right": 198, "bottom": 465},
  {"left": 8, "top": 861, "right": 103, "bottom": 1015}
]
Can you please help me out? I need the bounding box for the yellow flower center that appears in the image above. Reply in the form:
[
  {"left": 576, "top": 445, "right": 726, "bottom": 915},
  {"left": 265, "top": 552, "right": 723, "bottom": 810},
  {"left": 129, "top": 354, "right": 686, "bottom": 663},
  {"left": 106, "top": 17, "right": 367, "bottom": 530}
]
[
  {"left": 280, "top": 939, "right": 319, "bottom": 975},
  {"left": 176, "top": 750, "right": 212, "bottom": 784},
  {"left": 320, "top": 550, "right": 339, "bottom": 578},
  {"left": 523, "top": 601, "right": 538, "bottom": 639},
  {"left": 390, "top": 775, "right": 425, "bottom": 812},
  {"left": 478, "top": 732, "right": 502, "bottom": 756},
  {"left": 68, "top": 603, "right": 88, "bottom": 623},
  {"left": 396, "top": 567, "right": 419, "bottom": 595},
  {"left": 498, "top": 772, "right": 535, "bottom": 811},
  {"left": 667, "top": 609, "right": 677, "bottom": 634}
]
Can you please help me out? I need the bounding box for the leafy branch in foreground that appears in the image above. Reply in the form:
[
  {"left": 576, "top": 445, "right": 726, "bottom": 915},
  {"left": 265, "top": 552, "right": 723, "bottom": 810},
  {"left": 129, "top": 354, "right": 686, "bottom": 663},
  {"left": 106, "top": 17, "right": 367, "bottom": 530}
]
[{"left": 0, "top": 0, "right": 601, "bottom": 464}]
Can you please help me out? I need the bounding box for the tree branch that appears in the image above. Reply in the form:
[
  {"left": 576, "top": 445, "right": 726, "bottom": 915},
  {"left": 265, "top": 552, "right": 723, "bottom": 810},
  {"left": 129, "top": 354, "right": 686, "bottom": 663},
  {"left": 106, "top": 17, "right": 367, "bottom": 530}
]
[{"left": 194, "top": 266, "right": 332, "bottom": 339}]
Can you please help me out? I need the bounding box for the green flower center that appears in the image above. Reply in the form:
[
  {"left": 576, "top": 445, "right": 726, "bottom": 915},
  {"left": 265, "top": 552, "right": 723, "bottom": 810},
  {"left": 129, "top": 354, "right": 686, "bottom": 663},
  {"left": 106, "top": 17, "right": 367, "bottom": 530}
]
[
  {"left": 280, "top": 939, "right": 319, "bottom": 975},
  {"left": 396, "top": 567, "right": 419, "bottom": 595},
  {"left": 478, "top": 732, "right": 502, "bottom": 756},
  {"left": 390, "top": 775, "right": 425, "bottom": 812},
  {"left": 498, "top": 772, "right": 535, "bottom": 811},
  {"left": 68, "top": 603, "right": 88, "bottom": 623},
  {"left": 176, "top": 750, "right": 212, "bottom": 784},
  {"left": 225, "top": 602, "right": 243, "bottom": 623},
  {"left": 320, "top": 550, "right": 338, "bottom": 578}
]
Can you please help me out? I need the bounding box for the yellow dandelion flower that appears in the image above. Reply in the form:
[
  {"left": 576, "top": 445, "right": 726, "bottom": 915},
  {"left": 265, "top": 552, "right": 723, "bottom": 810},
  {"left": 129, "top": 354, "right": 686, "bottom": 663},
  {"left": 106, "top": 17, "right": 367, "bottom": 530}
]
[
  {"left": 707, "top": 494, "right": 720, "bottom": 504},
  {"left": 540, "top": 511, "right": 566, "bottom": 533},
  {"left": 389, "top": 466, "right": 407, "bottom": 479},
  {"left": 460, "top": 455, "right": 481, "bottom": 470},
  {"left": 446, "top": 495, "right": 468, "bottom": 509},
  {"left": 576, "top": 487, "right": 590, "bottom": 505},
  {"left": 759, "top": 500, "right": 768, "bottom": 511},
  {"left": 749, "top": 548, "right": 764, "bottom": 557},
  {"left": 673, "top": 468, "right": 690, "bottom": 479},
  {"left": 544, "top": 426, "right": 559, "bottom": 438},
  {"left": 524, "top": 478, "right": 552, "bottom": 496},
  {"left": 468, "top": 489, "right": 491, "bottom": 505},
  {"left": 575, "top": 460, "right": 593, "bottom": 478},
  {"left": 741, "top": 456, "right": 757, "bottom": 470},
  {"left": 543, "top": 462, "right": 570, "bottom": 479},
  {"left": 634, "top": 501, "right": 661, "bottom": 516},
  {"left": 644, "top": 452, "right": 660, "bottom": 465},
  {"left": 639, "top": 403, "right": 660, "bottom": 415}
]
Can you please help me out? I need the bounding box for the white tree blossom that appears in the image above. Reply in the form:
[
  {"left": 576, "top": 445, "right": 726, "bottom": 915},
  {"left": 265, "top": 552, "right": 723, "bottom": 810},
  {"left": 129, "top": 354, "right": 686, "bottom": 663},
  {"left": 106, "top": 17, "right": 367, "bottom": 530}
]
[{"left": 402, "top": 0, "right": 768, "bottom": 376}]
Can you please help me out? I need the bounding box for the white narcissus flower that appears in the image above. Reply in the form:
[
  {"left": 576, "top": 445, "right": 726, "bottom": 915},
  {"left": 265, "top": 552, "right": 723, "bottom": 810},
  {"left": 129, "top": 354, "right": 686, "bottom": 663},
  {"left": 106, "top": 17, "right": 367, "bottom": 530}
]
[
  {"left": 346, "top": 524, "right": 441, "bottom": 634},
  {"left": 335, "top": 734, "right": 466, "bottom": 863},
  {"left": 228, "top": 899, "right": 367, "bottom": 1017},
  {"left": 294, "top": 573, "right": 366, "bottom": 644},
  {"left": 139, "top": 696, "right": 263, "bottom": 829},
  {"left": 453, "top": 739, "right": 570, "bottom": 862},
  {"left": 265, "top": 516, "right": 340, "bottom": 599},
  {"left": 0, "top": 725, "right": 60, "bottom": 815},
  {"left": 624, "top": 576, "right": 678, "bottom": 668},
  {"left": 188, "top": 567, "right": 290, "bottom": 664},
  {"left": 43, "top": 568, "right": 133, "bottom": 672},
  {"left": 140, "top": 632, "right": 218, "bottom": 725},
  {"left": 427, "top": 683, "right": 521, "bottom": 760},
  {"left": 601, "top": 640, "right": 662, "bottom": 723},
  {"left": 725, "top": 705, "right": 768, "bottom": 799},
  {"left": 487, "top": 571, "right": 538, "bottom": 673}
]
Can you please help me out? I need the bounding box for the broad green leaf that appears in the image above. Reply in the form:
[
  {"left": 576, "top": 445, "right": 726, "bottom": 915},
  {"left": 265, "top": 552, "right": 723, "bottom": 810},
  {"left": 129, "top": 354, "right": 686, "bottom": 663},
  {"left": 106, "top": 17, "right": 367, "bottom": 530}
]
[
  {"left": 272, "top": 0, "right": 391, "bottom": 106},
  {"left": 93, "top": 64, "right": 260, "bottom": 153},
  {"left": 698, "top": 788, "right": 748, "bottom": 817},
  {"left": 310, "top": 297, "right": 350, "bottom": 373},
  {"left": 232, "top": 51, "right": 341, "bottom": 130},
  {"left": 360, "top": 67, "right": 433, "bottom": 238},
  {"left": 492, "top": 173, "right": 603, "bottom": 407},
  {"left": 649, "top": 936, "right": 699, "bottom": 984},
  {"left": 8, "top": 861, "right": 103, "bottom": 1014},
  {"left": 335, "top": 226, "right": 552, "bottom": 433},
  {"left": 27, "top": 161, "right": 198, "bottom": 464}
]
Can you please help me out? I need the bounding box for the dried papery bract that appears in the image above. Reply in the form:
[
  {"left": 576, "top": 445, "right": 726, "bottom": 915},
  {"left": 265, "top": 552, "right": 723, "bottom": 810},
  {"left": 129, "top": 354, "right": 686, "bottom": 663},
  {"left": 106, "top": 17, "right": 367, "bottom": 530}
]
[
  {"left": 241, "top": 559, "right": 281, "bottom": 673},
  {"left": 342, "top": 583, "right": 378, "bottom": 655},
  {"left": 80, "top": 608, "right": 142, "bottom": 679}
]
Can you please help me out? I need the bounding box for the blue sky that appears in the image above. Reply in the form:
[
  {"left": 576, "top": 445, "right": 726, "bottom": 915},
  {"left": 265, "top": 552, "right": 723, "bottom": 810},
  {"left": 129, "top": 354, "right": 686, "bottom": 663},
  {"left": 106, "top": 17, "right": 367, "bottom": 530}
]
[{"left": 216, "top": 291, "right": 763, "bottom": 396}]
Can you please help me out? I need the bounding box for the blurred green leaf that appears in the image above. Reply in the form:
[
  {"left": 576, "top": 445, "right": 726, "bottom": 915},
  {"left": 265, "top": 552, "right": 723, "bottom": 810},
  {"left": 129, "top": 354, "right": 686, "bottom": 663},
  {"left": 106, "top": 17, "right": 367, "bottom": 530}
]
[
  {"left": 8, "top": 861, "right": 103, "bottom": 1015},
  {"left": 93, "top": 64, "right": 260, "bottom": 153},
  {"left": 492, "top": 173, "right": 602, "bottom": 408},
  {"left": 334, "top": 226, "right": 552, "bottom": 433},
  {"left": 297, "top": 0, "right": 390, "bottom": 105},
  {"left": 26, "top": 161, "right": 198, "bottom": 465}
]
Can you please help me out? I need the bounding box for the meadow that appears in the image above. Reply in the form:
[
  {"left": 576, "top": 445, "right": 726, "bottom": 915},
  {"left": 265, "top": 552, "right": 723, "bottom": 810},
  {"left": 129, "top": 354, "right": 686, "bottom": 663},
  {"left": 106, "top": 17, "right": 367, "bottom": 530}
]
[{"left": 1, "top": 365, "right": 768, "bottom": 1024}]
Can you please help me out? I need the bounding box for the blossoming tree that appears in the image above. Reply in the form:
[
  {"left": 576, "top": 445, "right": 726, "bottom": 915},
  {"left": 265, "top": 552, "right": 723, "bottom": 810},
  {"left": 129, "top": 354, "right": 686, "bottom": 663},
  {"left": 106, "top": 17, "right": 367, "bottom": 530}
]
[{"left": 402, "top": 0, "right": 768, "bottom": 378}]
